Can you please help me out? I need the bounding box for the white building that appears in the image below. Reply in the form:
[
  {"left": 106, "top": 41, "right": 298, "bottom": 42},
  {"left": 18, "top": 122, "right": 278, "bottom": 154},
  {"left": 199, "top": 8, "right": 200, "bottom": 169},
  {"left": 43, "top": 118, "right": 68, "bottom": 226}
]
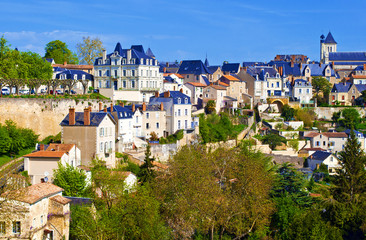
[
  {"left": 94, "top": 43, "right": 163, "bottom": 102},
  {"left": 291, "top": 79, "right": 312, "bottom": 103},
  {"left": 307, "top": 151, "right": 341, "bottom": 175}
]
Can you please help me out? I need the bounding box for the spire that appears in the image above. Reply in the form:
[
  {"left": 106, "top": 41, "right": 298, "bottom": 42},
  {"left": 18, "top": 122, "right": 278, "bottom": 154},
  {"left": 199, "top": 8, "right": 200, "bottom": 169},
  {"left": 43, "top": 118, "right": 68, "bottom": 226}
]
[
  {"left": 114, "top": 42, "right": 123, "bottom": 55},
  {"left": 204, "top": 54, "right": 209, "bottom": 67},
  {"left": 324, "top": 32, "right": 337, "bottom": 44},
  {"left": 146, "top": 47, "right": 155, "bottom": 59}
]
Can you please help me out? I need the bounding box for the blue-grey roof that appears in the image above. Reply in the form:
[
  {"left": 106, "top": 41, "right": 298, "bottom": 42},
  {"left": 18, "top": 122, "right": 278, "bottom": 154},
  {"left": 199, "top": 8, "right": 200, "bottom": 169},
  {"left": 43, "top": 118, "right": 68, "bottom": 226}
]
[
  {"left": 246, "top": 66, "right": 279, "bottom": 80},
  {"left": 268, "top": 61, "right": 302, "bottom": 76},
  {"left": 60, "top": 112, "right": 115, "bottom": 126},
  {"left": 149, "top": 91, "right": 191, "bottom": 105},
  {"left": 309, "top": 151, "right": 332, "bottom": 161},
  {"left": 45, "top": 58, "right": 54, "bottom": 63},
  {"left": 222, "top": 63, "right": 240, "bottom": 73},
  {"left": 324, "top": 32, "right": 337, "bottom": 44},
  {"left": 333, "top": 61, "right": 366, "bottom": 65},
  {"left": 177, "top": 60, "right": 211, "bottom": 75},
  {"left": 145, "top": 48, "right": 155, "bottom": 58},
  {"left": 105, "top": 105, "right": 133, "bottom": 119},
  {"left": 94, "top": 43, "right": 155, "bottom": 66},
  {"left": 301, "top": 64, "right": 336, "bottom": 77},
  {"left": 53, "top": 67, "right": 65, "bottom": 72},
  {"left": 344, "top": 129, "right": 364, "bottom": 138},
  {"left": 355, "top": 84, "right": 366, "bottom": 93},
  {"left": 354, "top": 65, "right": 365, "bottom": 71},
  {"left": 55, "top": 69, "right": 93, "bottom": 80},
  {"left": 331, "top": 82, "right": 352, "bottom": 93},
  {"left": 329, "top": 52, "right": 366, "bottom": 61},
  {"left": 204, "top": 57, "right": 209, "bottom": 67},
  {"left": 242, "top": 62, "right": 265, "bottom": 67},
  {"left": 208, "top": 66, "right": 220, "bottom": 73},
  {"left": 294, "top": 79, "right": 312, "bottom": 87},
  {"left": 202, "top": 75, "right": 210, "bottom": 85}
]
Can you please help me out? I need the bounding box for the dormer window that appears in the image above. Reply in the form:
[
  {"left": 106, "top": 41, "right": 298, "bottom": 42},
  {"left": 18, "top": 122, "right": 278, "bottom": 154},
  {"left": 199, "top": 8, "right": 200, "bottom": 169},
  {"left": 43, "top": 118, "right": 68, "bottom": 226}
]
[
  {"left": 98, "top": 59, "right": 102, "bottom": 65},
  {"left": 74, "top": 74, "right": 77, "bottom": 80},
  {"left": 178, "top": 98, "right": 181, "bottom": 104},
  {"left": 185, "top": 98, "right": 188, "bottom": 104},
  {"left": 266, "top": 73, "right": 269, "bottom": 78},
  {"left": 123, "top": 59, "right": 126, "bottom": 64},
  {"left": 82, "top": 74, "right": 85, "bottom": 80}
]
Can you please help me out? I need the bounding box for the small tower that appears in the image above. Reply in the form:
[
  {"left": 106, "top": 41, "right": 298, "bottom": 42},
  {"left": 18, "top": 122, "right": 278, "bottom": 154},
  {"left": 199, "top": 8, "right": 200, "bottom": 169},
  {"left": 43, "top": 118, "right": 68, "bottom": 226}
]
[
  {"left": 320, "top": 32, "right": 337, "bottom": 64},
  {"left": 204, "top": 54, "right": 209, "bottom": 67}
]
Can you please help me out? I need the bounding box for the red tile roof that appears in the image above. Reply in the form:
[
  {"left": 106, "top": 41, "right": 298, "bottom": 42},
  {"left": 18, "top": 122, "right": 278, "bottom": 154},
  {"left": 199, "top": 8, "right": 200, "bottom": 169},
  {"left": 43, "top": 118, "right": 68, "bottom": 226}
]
[
  {"left": 322, "top": 132, "right": 348, "bottom": 138},
  {"left": 210, "top": 85, "right": 227, "bottom": 90},
  {"left": 216, "top": 80, "right": 229, "bottom": 87},
  {"left": 24, "top": 151, "right": 65, "bottom": 158},
  {"left": 222, "top": 75, "right": 239, "bottom": 81},
  {"left": 52, "top": 63, "right": 93, "bottom": 70},
  {"left": 186, "top": 82, "right": 207, "bottom": 87},
  {"left": 304, "top": 132, "right": 320, "bottom": 138},
  {"left": 47, "top": 144, "right": 74, "bottom": 153},
  {"left": 2, "top": 183, "right": 64, "bottom": 204},
  {"left": 352, "top": 75, "right": 366, "bottom": 79}
]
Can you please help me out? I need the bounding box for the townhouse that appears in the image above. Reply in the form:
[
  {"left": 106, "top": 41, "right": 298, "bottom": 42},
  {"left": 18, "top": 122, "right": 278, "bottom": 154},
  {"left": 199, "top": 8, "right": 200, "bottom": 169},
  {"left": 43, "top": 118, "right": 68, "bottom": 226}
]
[
  {"left": 291, "top": 79, "right": 313, "bottom": 104},
  {"left": 307, "top": 151, "right": 341, "bottom": 175},
  {"left": 218, "top": 75, "right": 248, "bottom": 107},
  {"left": 177, "top": 60, "right": 211, "bottom": 86},
  {"left": 304, "top": 131, "right": 347, "bottom": 154},
  {"left": 60, "top": 107, "right": 116, "bottom": 167},
  {"left": 94, "top": 43, "right": 163, "bottom": 102},
  {"left": 202, "top": 84, "right": 227, "bottom": 113}
]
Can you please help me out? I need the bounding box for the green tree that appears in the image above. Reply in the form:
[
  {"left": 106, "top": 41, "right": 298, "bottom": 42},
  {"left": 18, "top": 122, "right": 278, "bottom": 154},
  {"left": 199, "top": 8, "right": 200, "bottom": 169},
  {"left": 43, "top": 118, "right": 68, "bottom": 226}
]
[
  {"left": 262, "top": 133, "right": 286, "bottom": 150},
  {"left": 332, "top": 111, "right": 341, "bottom": 126},
  {"left": 76, "top": 36, "right": 104, "bottom": 65},
  {"left": 138, "top": 144, "right": 155, "bottom": 184},
  {"left": 281, "top": 104, "right": 295, "bottom": 121},
  {"left": 205, "top": 100, "right": 216, "bottom": 114},
  {"left": 341, "top": 108, "right": 361, "bottom": 129},
  {"left": 199, "top": 114, "right": 210, "bottom": 143},
  {"left": 44, "top": 40, "right": 78, "bottom": 64},
  {"left": 312, "top": 76, "right": 331, "bottom": 100},
  {"left": 53, "top": 162, "right": 87, "bottom": 197},
  {"left": 0, "top": 124, "right": 10, "bottom": 154}
]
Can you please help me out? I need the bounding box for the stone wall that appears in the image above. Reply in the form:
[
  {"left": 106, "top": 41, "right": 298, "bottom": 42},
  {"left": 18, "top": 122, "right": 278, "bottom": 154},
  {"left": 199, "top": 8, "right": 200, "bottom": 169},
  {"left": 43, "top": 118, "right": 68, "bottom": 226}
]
[
  {"left": 314, "top": 107, "right": 366, "bottom": 119},
  {"left": 0, "top": 98, "right": 112, "bottom": 139}
]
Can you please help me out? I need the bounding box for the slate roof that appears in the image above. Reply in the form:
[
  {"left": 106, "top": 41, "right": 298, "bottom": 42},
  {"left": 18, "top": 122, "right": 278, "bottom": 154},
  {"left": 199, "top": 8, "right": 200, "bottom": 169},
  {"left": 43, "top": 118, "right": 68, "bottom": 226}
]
[
  {"left": 208, "top": 66, "right": 220, "bottom": 73},
  {"left": 329, "top": 52, "right": 366, "bottom": 61},
  {"left": 94, "top": 43, "right": 155, "bottom": 66},
  {"left": 308, "top": 151, "right": 332, "bottom": 161},
  {"left": 55, "top": 69, "right": 93, "bottom": 80},
  {"left": 246, "top": 66, "right": 279, "bottom": 79},
  {"left": 145, "top": 48, "right": 155, "bottom": 58},
  {"left": 202, "top": 75, "right": 210, "bottom": 85},
  {"left": 293, "top": 79, "right": 312, "bottom": 87},
  {"left": 355, "top": 84, "right": 366, "bottom": 93},
  {"left": 222, "top": 63, "right": 240, "bottom": 73},
  {"left": 242, "top": 62, "right": 265, "bottom": 67},
  {"left": 324, "top": 32, "right": 337, "bottom": 44},
  {"left": 149, "top": 91, "right": 191, "bottom": 105},
  {"left": 267, "top": 61, "right": 302, "bottom": 76},
  {"left": 204, "top": 57, "right": 209, "bottom": 67},
  {"left": 60, "top": 112, "right": 115, "bottom": 126},
  {"left": 333, "top": 61, "right": 366, "bottom": 65},
  {"left": 106, "top": 105, "right": 134, "bottom": 119},
  {"left": 344, "top": 129, "right": 364, "bottom": 138},
  {"left": 301, "top": 64, "right": 336, "bottom": 77},
  {"left": 177, "top": 60, "right": 211, "bottom": 75},
  {"left": 331, "top": 82, "right": 352, "bottom": 93}
]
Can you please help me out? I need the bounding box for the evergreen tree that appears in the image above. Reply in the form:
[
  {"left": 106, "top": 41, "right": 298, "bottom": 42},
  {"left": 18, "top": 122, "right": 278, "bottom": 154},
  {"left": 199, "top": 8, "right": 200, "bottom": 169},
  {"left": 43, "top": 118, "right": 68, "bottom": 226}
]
[
  {"left": 138, "top": 144, "right": 155, "bottom": 184},
  {"left": 333, "top": 130, "right": 366, "bottom": 203}
]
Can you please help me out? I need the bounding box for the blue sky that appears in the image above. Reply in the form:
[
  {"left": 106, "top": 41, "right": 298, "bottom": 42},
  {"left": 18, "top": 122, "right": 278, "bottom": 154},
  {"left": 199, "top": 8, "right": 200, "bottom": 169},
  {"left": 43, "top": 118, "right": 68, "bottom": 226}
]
[{"left": 1, "top": 0, "right": 366, "bottom": 65}]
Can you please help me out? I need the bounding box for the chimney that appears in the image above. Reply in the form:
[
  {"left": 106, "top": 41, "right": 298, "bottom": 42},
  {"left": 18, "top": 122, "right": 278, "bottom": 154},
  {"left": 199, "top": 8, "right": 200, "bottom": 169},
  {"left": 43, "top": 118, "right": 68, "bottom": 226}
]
[
  {"left": 103, "top": 107, "right": 107, "bottom": 112},
  {"left": 88, "top": 106, "right": 92, "bottom": 112},
  {"left": 102, "top": 49, "right": 106, "bottom": 63},
  {"left": 292, "top": 55, "right": 296, "bottom": 62},
  {"left": 364, "top": 64, "right": 366, "bottom": 71},
  {"left": 63, "top": 61, "right": 67, "bottom": 66},
  {"left": 84, "top": 108, "right": 90, "bottom": 126},
  {"left": 319, "top": 62, "right": 322, "bottom": 67},
  {"left": 132, "top": 104, "right": 135, "bottom": 112},
  {"left": 55, "top": 145, "right": 59, "bottom": 151},
  {"left": 40, "top": 144, "right": 44, "bottom": 151},
  {"left": 69, "top": 108, "right": 75, "bottom": 125},
  {"left": 166, "top": 62, "right": 169, "bottom": 67},
  {"left": 164, "top": 91, "right": 170, "bottom": 98},
  {"left": 99, "top": 102, "right": 103, "bottom": 112},
  {"left": 155, "top": 91, "right": 159, "bottom": 97},
  {"left": 301, "top": 55, "right": 305, "bottom": 62},
  {"left": 110, "top": 103, "right": 113, "bottom": 112},
  {"left": 160, "top": 102, "right": 164, "bottom": 111},
  {"left": 300, "top": 63, "right": 302, "bottom": 70},
  {"left": 127, "top": 49, "right": 131, "bottom": 64},
  {"left": 142, "top": 102, "right": 146, "bottom": 111},
  {"left": 180, "top": 88, "right": 183, "bottom": 93},
  {"left": 119, "top": 101, "right": 124, "bottom": 107}
]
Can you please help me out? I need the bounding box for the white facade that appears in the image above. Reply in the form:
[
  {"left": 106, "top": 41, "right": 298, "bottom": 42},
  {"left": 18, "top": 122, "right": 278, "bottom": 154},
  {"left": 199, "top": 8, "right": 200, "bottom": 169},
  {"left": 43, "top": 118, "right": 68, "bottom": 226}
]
[{"left": 95, "top": 116, "right": 116, "bottom": 167}]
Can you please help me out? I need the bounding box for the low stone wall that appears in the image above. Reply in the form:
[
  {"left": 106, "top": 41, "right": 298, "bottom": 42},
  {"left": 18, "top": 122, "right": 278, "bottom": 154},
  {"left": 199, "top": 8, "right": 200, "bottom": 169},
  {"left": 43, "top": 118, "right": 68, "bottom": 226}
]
[{"left": 314, "top": 107, "right": 366, "bottom": 119}]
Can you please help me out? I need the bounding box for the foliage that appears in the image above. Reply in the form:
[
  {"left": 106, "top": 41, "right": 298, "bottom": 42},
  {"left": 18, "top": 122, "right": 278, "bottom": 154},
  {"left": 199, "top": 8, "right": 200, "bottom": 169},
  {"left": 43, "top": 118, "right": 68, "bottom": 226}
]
[
  {"left": 312, "top": 76, "right": 332, "bottom": 102},
  {"left": 261, "top": 133, "right": 286, "bottom": 150},
  {"left": 40, "top": 132, "right": 61, "bottom": 144},
  {"left": 53, "top": 162, "right": 88, "bottom": 197},
  {"left": 154, "top": 144, "right": 274, "bottom": 239},
  {"left": 159, "top": 130, "right": 184, "bottom": 144},
  {"left": 149, "top": 131, "right": 159, "bottom": 141},
  {"left": 332, "top": 111, "right": 341, "bottom": 126},
  {"left": 281, "top": 104, "right": 295, "bottom": 121},
  {"left": 288, "top": 139, "right": 299, "bottom": 151},
  {"left": 199, "top": 113, "right": 246, "bottom": 143},
  {"left": 295, "top": 108, "right": 316, "bottom": 128},
  {"left": 205, "top": 100, "right": 216, "bottom": 114},
  {"left": 76, "top": 36, "right": 104, "bottom": 65},
  {"left": 44, "top": 40, "right": 78, "bottom": 64},
  {"left": 340, "top": 108, "right": 361, "bottom": 130},
  {"left": 137, "top": 145, "right": 155, "bottom": 184}
]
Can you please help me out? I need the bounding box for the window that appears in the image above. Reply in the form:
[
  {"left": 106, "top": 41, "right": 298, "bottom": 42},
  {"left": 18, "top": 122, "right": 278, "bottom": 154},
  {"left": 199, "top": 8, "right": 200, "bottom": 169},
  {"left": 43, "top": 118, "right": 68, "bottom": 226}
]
[
  {"left": 106, "top": 70, "right": 110, "bottom": 77},
  {"left": 276, "top": 82, "right": 279, "bottom": 88},
  {"left": 105, "top": 128, "right": 108, "bottom": 136},
  {"left": 306, "top": 89, "right": 309, "bottom": 94},
  {"left": 123, "top": 70, "right": 126, "bottom": 76},
  {"left": 332, "top": 95, "right": 335, "bottom": 100},
  {"left": 132, "top": 70, "right": 135, "bottom": 76},
  {"left": 105, "top": 142, "right": 108, "bottom": 152},
  {"left": 156, "top": 113, "right": 159, "bottom": 118},
  {"left": 110, "top": 141, "right": 113, "bottom": 150},
  {"left": 100, "top": 142, "right": 103, "bottom": 152},
  {"left": 146, "top": 113, "right": 149, "bottom": 119},
  {"left": 178, "top": 120, "right": 181, "bottom": 129},
  {"left": 342, "top": 95, "right": 345, "bottom": 100},
  {"left": 196, "top": 75, "right": 199, "bottom": 81},
  {"left": 12, "top": 221, "right": 20, "bottom": 234},
  {"left": 185, "top": 109, "right": 188, "bottom": 116},
  {"left": 131, "top": 80, "right": 135, "bottom": 88},
  {"left": 99, "top": 70, "right": 102, "bottom": 76},
  {"left": 178, "top": 109, "right": 181, "bottom": 116},
  {"left": 40, "top": 215, "right": 43, "bottom": 225},
  {"left": 178, "top": 98, "right": 181, "bottom": 104},
  {"left": 146, "top": 123, "right": 150, "bottom": 129},
  {"left": 187, "top": 75, "right": 189, "bottom": 79},
  {"left": 136, "top": 116, "right": 139, "bottom": 123},
  {"left": 316, "top": 141, "right": 320, "bottom": 146},
  {"left": 0, "top": 221, "right": 5, "bottom": 235},
  {"left": 185, "top": 98, "right": 188, "bottom": 104},
  {"left": 156, "top": 122, "right": 159, "bottom": 129},
  {"left": 100, "top": 128, "right": 103, "bottom": 137},
  {"left": 115, "top": 59, "right": 118, "bottom": 65},
  {"left": 185, "top": 120, "right": 188, "bottom": 129},
  {"left": 323, "top": 141, "right": 326, "bottom": 146},
  {"left": 33, "top": 218, "right": 36, "bottom": 228},
  {"left": 114, "top": 70, "right": 118, "bottom": 77},
  {"left": 299, "top": 89, "right": 302, "bottom": 94}
]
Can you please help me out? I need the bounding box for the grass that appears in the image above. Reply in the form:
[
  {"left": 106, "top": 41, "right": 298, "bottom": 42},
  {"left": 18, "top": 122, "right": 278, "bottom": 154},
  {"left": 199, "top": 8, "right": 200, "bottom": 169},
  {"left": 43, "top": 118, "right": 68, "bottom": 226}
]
[{"left": 0, "top": 148, "right": 34, "bottom": 167}]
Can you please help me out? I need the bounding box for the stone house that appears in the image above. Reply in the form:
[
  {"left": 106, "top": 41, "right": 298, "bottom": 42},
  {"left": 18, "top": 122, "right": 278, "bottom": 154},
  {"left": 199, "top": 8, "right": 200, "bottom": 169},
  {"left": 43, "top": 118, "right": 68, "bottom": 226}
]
[
  {"left": 177, "top": 60, "right": 211, "bottom": 86},
  {"left": 304, "top": 131, "right": 347, "bottom": 154},
  {"left": 219, "top": 75, "right": 248, "bottom": 107},
  {"left": 291, "top": 79, "right": 313, "bottom": 104},
  {"left": 329, "top": 82, "right": 352, "bottom": 105},
  {"left": 24, "top": 144, "right": 81, "bottom": 185},
  {"left": 202, "top": 85, "right": 227, "bottom": 113},
  {"left": 60, "top": 107, "right": 116, "bottom": 168},
  {"left": 307, "top": 151, "right": 341, "bottom": 175},
  {"left": 0, "top": 183, "right": 70, "bottom": 240},
  {"left": 184, "top": 82, "right": 206, "bottom": 105},
  {"left": 138, "top": 102, "right": 167, "bottom": 139}
]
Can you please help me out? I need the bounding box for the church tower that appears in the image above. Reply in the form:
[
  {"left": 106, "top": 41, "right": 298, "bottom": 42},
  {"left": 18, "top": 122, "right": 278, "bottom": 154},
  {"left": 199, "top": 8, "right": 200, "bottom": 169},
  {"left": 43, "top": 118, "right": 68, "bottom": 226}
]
[{"left": 320, "top": 32, "right": 337, "bottom": 64}]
